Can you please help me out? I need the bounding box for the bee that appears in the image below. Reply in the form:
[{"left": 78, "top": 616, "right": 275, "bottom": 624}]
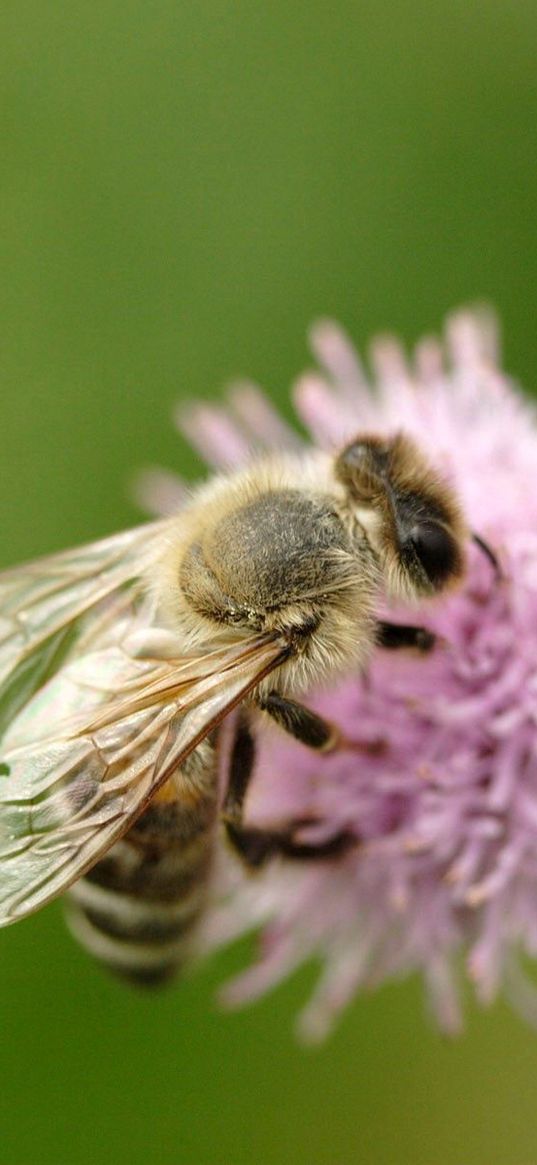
[{"left": 0, "top": 432, "right": 469, "bottom": 985}]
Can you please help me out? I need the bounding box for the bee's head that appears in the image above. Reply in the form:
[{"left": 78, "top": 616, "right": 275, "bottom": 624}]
[{"left": 334, "top": 432, "right": 467, "bottom": 602}]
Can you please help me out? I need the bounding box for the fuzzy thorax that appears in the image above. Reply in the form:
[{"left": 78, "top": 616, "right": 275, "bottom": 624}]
[{"left": 150, "top": 453, "right": 380, "bottom": 697}]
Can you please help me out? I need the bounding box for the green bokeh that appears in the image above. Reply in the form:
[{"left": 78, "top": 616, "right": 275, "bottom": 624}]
[{"left": 1, "top": 4, "right": 537, "bottom": 1163}]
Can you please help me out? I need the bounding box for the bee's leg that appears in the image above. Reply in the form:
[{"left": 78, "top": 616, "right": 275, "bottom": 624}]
[
  {"left": 222, "top": 710, "right": 256, "bottom": 836},
  {"left": 256, "top": 691, "right": 339, "bottom": 750},
  {"left": 257, "top": 691, "right": 386, "bottom": 756},
  {"left": 222, "top": 710, "right": 284, "bottom": 867},
  {"left": 222, "top": 708, "right": 355, "bottom": 868},
  {"left": 226, "top": 820, "right": 356, "bottom": 867},
  {"left": 376, "top": 620, "right": 436, "bottom": 652},
  {"left": 256, "top": 690, "right": 386, "bottom": 757}
]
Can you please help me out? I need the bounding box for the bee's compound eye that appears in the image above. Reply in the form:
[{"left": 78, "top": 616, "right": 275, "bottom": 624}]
[{"left": 407, "top": 521, "right": 457, "bottom": 588}]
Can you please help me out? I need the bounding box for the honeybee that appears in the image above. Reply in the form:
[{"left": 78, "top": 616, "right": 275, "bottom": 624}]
[{"left": 0, "top": 433, "right": 468, "bottom": 985}]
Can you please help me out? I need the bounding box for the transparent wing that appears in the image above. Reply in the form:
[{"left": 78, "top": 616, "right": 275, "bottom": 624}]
[
  {"left": 0, "top": 521, "right": 169, "bottom": 736},
  {"left": 0, "top": 634, "right": 286, "bottom": 926}
]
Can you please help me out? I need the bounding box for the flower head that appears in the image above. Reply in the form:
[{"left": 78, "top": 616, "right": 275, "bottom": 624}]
[{"left": 138, "top": 308, "right": 537, "bottom": 1041}]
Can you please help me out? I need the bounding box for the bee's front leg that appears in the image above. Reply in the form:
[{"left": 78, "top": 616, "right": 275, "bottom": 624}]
[
  {"left": 257, "top": 691, "right": 340, "bottom": 750},
  {"left": 222, "top": 705, "right": 355, "bottom": 868},
  {"left": 376, "top": 620, "right": 436, "bottom": 652},
  {"left": 257, "top": 691, "right": 385, "bottom": 757}
]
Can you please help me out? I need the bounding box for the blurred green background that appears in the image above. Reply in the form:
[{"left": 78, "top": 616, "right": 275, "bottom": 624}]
[{"left": 1, "top": 3, "right": 537, "bottom": 1163}]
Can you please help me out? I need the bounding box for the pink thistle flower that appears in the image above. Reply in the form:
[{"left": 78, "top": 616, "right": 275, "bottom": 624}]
[{"left": 137, "top": 308, "right": 537, "bottom": 1042}]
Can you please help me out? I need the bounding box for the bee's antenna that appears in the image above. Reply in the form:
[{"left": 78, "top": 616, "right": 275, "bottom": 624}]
[{"left": 472, "top": 532, "right": 502, "bottom": 580}]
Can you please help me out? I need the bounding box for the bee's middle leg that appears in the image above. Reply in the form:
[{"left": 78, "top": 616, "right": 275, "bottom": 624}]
[
  {"left": 222, "top": 706, "right": 355, "bottom": 868},
  {"left": 223, "top": 627, "right": 436, "bottom": 868}
]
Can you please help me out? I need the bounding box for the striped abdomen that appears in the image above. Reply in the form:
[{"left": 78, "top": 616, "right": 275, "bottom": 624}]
[{"left": 65, "top": 740, "right": 217, "bottom": 985}]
